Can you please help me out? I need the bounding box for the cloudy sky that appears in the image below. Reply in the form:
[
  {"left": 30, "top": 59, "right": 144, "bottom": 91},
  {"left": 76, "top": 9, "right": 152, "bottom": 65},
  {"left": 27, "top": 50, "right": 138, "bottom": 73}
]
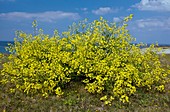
[{"left": 0, "top": 0, "right": 170, "bottom": 44}]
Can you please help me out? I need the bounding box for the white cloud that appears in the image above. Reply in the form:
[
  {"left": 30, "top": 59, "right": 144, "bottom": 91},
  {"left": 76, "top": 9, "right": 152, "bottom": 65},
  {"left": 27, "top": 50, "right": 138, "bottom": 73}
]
[
  {"left": 81, "top": 8, "right": 88, "bottom": 11},
  {"left": 113, "top": 17, "right": 122, "bottom": 22},
  {"left": 0, "top": 11, "right": 80, "bottom": 22},
  {"left": 134, "top": 18, "right": 170, "bottom": 30},
  {"left": 133, "top": 0, "right": 170, "bottom": 12},
  {"left": 76, "top": 8, "right": 89, "bottom": 14},
  {"left": 92, "top": 7, "right": 118, "bottom": 15},
  {"left": 76, "top": 8, "right": 88, "bottom": 11}
]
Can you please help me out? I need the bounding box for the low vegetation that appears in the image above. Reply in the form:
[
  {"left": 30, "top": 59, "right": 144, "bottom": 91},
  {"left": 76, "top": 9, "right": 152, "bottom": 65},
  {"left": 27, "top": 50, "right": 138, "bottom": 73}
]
[{"left": 0, "top": 14, "right": 170, "bottom": 111}]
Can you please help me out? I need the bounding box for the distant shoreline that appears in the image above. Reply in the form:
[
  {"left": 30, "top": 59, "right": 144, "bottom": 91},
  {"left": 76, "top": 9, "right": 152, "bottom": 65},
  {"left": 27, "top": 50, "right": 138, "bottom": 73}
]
[
  {"left": 0, "top": 41, "right": 170, "bottom": 54},
  {"left": 155, "top": 46, "right": 170, "bottom": 49}
]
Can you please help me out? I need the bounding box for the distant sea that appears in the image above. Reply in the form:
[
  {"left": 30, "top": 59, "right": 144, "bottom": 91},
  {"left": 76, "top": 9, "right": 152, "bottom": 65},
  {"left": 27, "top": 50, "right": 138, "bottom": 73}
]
[
  {"left": 0, "top": 41, "right": 14, "bottom": 53},
  {"left": 0, "top": 41, "right": 170, "bottom": 54}
]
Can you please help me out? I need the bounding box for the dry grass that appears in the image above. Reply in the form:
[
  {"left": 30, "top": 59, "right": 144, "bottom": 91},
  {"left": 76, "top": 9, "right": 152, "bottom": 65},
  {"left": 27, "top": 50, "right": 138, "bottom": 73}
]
[{"left": 0, "top": 54, "right": 170, "bottom": 112}]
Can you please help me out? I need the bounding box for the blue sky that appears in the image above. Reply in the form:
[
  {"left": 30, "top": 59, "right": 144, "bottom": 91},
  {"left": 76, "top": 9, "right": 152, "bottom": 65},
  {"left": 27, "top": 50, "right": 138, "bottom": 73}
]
[{"left": 0, "top": 0, "right": 170, "bottom": 44}]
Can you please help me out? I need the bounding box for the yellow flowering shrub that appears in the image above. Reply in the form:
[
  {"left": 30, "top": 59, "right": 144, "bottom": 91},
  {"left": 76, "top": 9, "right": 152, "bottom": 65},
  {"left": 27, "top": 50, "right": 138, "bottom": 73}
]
[
  {"left": 65, "top": 14, "right": 169, "bottom": 104},
  {"left": 0, "top": 14, "right": 169, "bottom": 104},
  {"left": 1, "top": 30, "right": 72, "bottom": 97}
]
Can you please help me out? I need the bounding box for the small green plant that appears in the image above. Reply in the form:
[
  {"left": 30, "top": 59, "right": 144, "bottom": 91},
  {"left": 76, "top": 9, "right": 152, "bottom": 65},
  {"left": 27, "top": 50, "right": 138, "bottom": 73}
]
[
  {"left": 0, "top": 53, "right": 2, "bottom": 62},
  {"left": 0, "top": 53, "right": 2, "bottom": 69},
  {"left": 0, "top": 53, "right": 7, "bottom": 70},
  {"left": 0, "top": 14, "right": 169, "bottom": 105}
]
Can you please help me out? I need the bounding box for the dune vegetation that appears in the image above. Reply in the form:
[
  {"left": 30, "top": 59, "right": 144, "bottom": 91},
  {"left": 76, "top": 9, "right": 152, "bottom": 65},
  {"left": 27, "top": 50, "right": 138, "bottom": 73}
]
[{"left": 0, "top": 14, "right": 170, "bottom": 112}]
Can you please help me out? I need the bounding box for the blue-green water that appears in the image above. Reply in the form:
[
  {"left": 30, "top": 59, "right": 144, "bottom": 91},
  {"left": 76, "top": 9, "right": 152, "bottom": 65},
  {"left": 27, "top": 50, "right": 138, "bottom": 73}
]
[{"left": 0, "top": 41, "right": 13, "bottom": 53}]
